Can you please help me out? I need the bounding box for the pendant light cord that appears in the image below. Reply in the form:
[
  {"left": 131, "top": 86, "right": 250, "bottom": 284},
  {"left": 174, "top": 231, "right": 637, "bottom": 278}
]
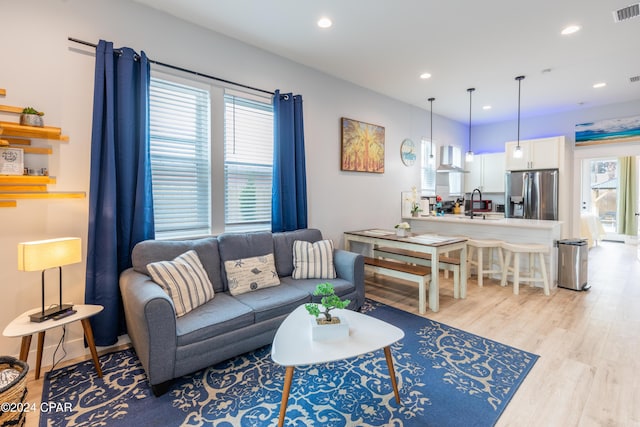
[
  {"left": 467, "top": 88, "right": 475, "bottom": 153},
  {"left": 516, "top": 76, "right": 525, "bottom": 147},
  {"left": 428, "top": 97, "right": 435, "bottom": 158}
]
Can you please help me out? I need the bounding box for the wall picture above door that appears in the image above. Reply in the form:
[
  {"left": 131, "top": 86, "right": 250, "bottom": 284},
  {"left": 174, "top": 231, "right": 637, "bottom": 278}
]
[
  {"left": 340, "top": 117, "right": 385, "bottom": 173},
  {"left": 575, "top": 115, "right": 640, "bottom": 146}
]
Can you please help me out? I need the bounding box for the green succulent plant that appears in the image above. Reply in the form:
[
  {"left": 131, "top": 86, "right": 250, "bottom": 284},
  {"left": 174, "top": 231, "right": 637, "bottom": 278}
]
[
  {"left": 22, "top": 107, "right": 44, "bottom": 116},
  {"left": 305, "top": 282, "right": 351, "bottom": 322}
]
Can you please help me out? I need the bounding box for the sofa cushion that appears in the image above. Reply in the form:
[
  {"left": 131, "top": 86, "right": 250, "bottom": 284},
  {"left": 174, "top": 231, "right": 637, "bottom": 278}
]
[
  {"left": 217, "top": 231, "right": 275, "bottom": 291},
  {"left": 281, "top": 276, "right": 356, "bottom": 300},
  {"left": 224, "top": 253, "right": 280, "bottom": 296},
  {"left": 292, "top": 239, "right": 337, "bottom": 279},
  {"left": 232, "top": 284, "right": 310, "bottom": 323},
  {"left": 132, "top": 237, "right": 224, "bottom": 293},
  {"left": 273, "top": 228, "right": 323, "bottom": 277},
  {"left": 176, "top": 293, "right": 254, "bottom": 347},
  {"left": 147, "top": 250, "right": 215, "bottom": 317}
]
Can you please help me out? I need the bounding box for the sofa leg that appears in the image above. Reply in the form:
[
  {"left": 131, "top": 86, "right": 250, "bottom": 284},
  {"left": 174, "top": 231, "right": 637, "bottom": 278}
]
[{"left": 151, "top": 380, "right": 173, "bottom": 397}]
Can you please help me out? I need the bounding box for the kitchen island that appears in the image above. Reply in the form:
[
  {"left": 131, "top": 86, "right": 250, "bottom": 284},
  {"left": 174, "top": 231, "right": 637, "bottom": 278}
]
[{"left": 406, "top": 215, "right": 563, "bottom": 288}]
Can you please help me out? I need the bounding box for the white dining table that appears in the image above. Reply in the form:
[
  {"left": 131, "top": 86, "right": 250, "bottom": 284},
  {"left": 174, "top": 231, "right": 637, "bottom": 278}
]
[{"left": 344, "top": 229, "right": 468, "bottom": 312}]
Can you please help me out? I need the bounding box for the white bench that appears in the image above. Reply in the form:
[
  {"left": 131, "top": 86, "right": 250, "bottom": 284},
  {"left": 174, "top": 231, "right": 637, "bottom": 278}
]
[
  {"left": 363, "top": 256, "right": 431, "bottom": 314},
  {"left": 373, "top": 247, "right": 461, "bottom": 299}
]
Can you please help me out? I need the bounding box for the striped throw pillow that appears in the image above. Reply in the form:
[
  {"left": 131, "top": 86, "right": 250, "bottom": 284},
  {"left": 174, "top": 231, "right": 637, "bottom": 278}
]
[
  {"left": 292, "top": 239, "right": 337, "bottom": 279},
  {"left": 147, "top": 250, "right": 215, "bottom": 317}
]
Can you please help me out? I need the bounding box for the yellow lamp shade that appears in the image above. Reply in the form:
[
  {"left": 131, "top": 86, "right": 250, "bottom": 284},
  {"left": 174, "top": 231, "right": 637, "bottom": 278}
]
[{"left": 17, "top": 237, "right": 82, "bottom": 272}]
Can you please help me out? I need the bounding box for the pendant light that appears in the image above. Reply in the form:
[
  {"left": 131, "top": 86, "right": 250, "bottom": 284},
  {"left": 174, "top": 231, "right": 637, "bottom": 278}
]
[
  {"left": 465, "top": 88, "right": 475, "bottom": 162},
  {"left": 428, "top": 97, "right": 435, "bottom": 161},
  {"left": 513, "top": 76, "right": 525, "bottom": 159}
]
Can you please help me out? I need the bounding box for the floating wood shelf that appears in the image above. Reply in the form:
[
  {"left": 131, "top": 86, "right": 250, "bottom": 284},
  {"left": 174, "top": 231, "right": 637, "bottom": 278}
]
[
  {"left": 0, "top": 121, "right": 69, "bottom": 142},
  {"left": 0, "top": 104, "right": 22, "bottom": 114},
  {"left": 0, "top": 89, "right": 6, "bottom": 97},
  {"left": 0, "top": 176, "right": 56, "bottom": 184},
  {"left": 0, "top": 200, "right": 17, "bottom": 208},
  {"left": 0, "top": 192, "right": 85, "bottom": 199}
]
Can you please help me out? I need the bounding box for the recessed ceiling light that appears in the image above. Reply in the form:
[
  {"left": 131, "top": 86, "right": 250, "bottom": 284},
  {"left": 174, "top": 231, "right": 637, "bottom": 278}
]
[
  {"left": 561, "top": 25, "right": 581, "bottom": 35},
  {"left": 593, "top": 82, "right": 607, "bottom": 88},
  {"left": 419, "top": 72, "right": 432, "bottom": 79},
  {"left": 482, "top": 105, "right": 492, "bottom": 110},
  {"left": 317, "top": 17, "right": 332, "bottom": 28}
]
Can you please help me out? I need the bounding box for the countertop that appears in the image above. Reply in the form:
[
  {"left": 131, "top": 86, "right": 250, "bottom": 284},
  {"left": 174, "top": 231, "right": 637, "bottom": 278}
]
[{"left": 405, "top": 214, "right": 563, "bottom": 229}]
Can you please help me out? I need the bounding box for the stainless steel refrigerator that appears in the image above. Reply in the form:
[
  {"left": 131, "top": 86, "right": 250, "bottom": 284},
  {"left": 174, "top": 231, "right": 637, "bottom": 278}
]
[{"left": 505, "top": 169, "right": 559, "bottom": 220}]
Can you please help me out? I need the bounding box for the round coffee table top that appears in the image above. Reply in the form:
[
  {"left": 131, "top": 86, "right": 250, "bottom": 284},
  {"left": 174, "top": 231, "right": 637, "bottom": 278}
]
[{"left": 271, "top": 304, "right": 404, "bottom": 367}]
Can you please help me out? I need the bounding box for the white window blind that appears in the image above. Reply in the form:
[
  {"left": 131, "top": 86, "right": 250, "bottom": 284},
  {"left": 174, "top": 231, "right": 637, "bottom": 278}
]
[
  {"left": 149, "top": 77, "right": 211, "bottom": 238},
  {"left": 421, "top": 138, "right": 436, "bottom": 196},
  {"left": 223, "top": 93, "right": 274, "bottom": 231}
]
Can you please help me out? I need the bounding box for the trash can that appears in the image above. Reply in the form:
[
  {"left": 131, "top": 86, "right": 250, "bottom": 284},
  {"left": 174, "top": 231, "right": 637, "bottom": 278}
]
[
  {"left": 556, "top": 239, "right": 589, "bottom": 291},
  {"left": 0, "top": 356, "right": 29, "bottom": 427}
]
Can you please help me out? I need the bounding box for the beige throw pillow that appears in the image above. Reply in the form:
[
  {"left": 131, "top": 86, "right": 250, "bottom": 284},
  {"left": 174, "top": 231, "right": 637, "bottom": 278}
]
[
  {"left": 224, "top": 253, "right": 280, "bottom": 296},
  {"left": 147, "top": 250, "right": 215, "bottom": 317}
]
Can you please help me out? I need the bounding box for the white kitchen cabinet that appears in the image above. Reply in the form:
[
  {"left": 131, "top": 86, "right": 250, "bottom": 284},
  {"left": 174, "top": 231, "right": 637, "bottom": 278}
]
[
  {"left": 464, "top": 152, "right": 505, "bottom": 193},
  {"left": 505, "top": 136, "right": 563, "bottom": 170}
]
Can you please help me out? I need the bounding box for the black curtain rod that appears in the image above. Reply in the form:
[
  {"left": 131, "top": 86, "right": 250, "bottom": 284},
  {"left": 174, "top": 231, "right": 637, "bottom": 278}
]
[{"left": 68, "top": 37, "right": 274, "bottom": 96}]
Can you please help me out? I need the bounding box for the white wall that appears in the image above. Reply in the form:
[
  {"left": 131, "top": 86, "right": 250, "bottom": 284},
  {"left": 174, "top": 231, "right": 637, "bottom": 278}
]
[{"left": 0, "top": 0, "right": 467, "bottom": 361}]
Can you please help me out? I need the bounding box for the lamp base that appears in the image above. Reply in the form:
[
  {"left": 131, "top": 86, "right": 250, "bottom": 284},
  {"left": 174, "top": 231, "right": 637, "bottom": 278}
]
[{"left": 29, "top": 304, "right": 74, "bottom": 323}]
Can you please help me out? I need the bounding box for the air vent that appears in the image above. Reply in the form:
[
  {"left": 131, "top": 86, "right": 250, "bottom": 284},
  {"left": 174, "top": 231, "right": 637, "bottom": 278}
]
[
  {"left": 630, "top": 75, "right": 640, "bottom": 83},
  {"left": 613, "top": 3, "right": 640, "bottom": 22}
]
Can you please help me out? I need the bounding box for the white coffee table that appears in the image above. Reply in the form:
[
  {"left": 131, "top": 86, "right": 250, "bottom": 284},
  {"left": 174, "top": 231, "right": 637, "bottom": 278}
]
[
  {"left": 3, "top": 304, "right": 104, "bottom": 379},
  {"left": 271, "top": 304, "right": 405, "bottom": 427}
]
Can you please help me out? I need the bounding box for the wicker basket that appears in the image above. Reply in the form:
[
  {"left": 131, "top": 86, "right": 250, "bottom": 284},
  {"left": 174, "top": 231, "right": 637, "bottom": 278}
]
[{"left": 0, "top": 356, "right": 29, "bottom": 427}]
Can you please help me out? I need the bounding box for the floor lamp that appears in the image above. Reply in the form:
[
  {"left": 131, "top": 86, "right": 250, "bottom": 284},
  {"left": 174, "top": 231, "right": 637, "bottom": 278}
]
[{"left": 17, "top": 237, "right": 82, "bottom": 322}]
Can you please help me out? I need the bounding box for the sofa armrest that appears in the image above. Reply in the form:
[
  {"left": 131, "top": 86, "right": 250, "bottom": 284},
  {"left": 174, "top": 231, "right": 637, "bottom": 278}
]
[
  {"left": 120, "top": 268, "right": 177, "bottom": 386},
  {"left": 334, "top": 249, "right": 365, "bottom": 308}
]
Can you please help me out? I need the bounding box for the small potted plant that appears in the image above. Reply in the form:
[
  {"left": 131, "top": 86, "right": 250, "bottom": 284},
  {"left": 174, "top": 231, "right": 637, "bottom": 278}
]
[
  {"left": 394, "top": 221, "right": 411, "bottom": 237},
  {"left": 20, "top": 107, "right": 44, "bottom": 127},
  {"left": 305, "top": 282, "right": 351, "bottom": 340}
]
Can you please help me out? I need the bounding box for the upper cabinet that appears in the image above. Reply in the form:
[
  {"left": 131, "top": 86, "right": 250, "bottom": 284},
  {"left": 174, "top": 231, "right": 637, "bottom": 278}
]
[
  {"left": 505, "top": 136, "right": 564, "bottom": 170},
  {"left": 464, "top": 152, "right": 505, "bottom": 193}
]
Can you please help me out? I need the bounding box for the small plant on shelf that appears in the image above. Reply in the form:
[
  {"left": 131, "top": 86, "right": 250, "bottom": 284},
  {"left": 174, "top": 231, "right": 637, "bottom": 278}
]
[
  {"left": 305, "top": 282, "right": 350, "bottom": 324},
  {"left": 20, "top": 107, "right": 45, "bottom": 127}
]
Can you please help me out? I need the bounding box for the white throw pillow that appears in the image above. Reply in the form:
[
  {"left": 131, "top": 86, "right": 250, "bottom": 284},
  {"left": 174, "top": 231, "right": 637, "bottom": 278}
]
[
  {"left": 292, "top": 239, "right": 337, "bottom": 279},
  {"left": 147, "top": 250, "right": 215, "bottom": 317},
  {"left": 224, "top": 253, "right": 280, "bottom": 296}
]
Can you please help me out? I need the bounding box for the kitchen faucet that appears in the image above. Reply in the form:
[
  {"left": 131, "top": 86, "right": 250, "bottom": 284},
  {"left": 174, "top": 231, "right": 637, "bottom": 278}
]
[{"left": 470, "top": 188, "right": 482, "bottom": 219}]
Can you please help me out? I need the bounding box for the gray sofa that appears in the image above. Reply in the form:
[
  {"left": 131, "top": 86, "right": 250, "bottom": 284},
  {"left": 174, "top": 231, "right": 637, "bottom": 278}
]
[{"left": 119, "top": 228, "right": 364, "bottom": 396}]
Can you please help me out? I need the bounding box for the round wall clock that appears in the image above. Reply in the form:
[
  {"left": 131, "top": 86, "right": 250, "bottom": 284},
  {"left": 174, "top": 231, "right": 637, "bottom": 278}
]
[{"left": 400, "top": 138, "right": 416, "bottom": 166}]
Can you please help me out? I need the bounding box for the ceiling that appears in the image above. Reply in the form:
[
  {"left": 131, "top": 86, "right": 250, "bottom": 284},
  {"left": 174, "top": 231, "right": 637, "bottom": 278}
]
[{"left": 134, "top": 0, "right": 640, "bottom": 125}]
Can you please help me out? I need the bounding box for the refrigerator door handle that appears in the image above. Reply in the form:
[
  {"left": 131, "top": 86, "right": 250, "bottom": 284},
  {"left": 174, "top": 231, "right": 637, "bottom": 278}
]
[{"left": 523, "top": 173, "right": 530, "bottom": 218}]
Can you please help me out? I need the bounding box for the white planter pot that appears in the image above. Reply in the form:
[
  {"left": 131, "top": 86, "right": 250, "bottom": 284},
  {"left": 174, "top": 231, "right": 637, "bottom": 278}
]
[
  {"left": 396, "top": 228, "right": 408, "bottom": 237},
  {"left": 310, "top": 316, "right": 349, "bottom": 341}
]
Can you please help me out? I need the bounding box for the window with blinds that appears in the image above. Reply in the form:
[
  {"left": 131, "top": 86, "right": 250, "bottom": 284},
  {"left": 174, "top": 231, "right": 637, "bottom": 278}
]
[
  {"left": 223, "top": 93, "right": 274, "bottom": 231},
  {"left": 149, "top": 77, "right": 211, "bottom": 239},
  {"left": 421, "top": 138, "right": 436, "bottom": 196}
]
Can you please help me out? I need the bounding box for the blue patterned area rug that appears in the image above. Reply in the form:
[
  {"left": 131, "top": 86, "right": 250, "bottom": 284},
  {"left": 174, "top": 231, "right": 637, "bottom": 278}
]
[{"left": 40, "top": 299, "right": 538, "bottom": 427}]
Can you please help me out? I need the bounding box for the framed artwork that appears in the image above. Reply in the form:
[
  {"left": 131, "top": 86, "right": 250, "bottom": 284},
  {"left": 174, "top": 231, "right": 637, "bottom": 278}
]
[
  {"left": 575, "top": 115, "right": 640, "bottom": 146},
  {"left": 340, "top": 117, "right": 385, "bottom": 173}
]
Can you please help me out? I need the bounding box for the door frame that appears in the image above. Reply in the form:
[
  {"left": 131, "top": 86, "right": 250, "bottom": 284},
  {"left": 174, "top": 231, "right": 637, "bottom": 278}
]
[{"left": 572, "top": 141, "right": 640, "bottom": 241}]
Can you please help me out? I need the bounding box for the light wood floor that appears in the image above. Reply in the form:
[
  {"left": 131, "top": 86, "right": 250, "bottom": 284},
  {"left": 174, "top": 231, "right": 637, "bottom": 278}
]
[{"left": 22, "top": 242, "right": 639, "bottom": 427}]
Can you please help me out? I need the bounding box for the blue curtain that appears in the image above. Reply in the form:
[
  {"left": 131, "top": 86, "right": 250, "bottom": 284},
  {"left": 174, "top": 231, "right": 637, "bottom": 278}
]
[
  {"left": 85, "top": 40, "right": 155, "bottom": 346},
  {"left": 272, "top": 90, "right": 308, "bottom": 232}
]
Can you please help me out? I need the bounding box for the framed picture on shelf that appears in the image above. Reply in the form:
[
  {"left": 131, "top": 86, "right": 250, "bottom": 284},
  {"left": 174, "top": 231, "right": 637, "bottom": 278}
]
[{"left": 340, "top": 117, "right": 385, "bottom": 173}]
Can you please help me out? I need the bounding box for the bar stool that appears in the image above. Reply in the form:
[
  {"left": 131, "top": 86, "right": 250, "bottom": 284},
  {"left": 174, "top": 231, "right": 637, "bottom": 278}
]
[
  {"left": 500, "top": 242, "right": 550, "bottom": 296},
  {"left": 466, "top": 239, "right": 504, "bottom": 287}
]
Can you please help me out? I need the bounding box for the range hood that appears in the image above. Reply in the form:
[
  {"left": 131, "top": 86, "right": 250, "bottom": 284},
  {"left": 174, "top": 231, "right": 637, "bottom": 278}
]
[{"left": 436, "top": 145, "right": 468, "bottom": 173}]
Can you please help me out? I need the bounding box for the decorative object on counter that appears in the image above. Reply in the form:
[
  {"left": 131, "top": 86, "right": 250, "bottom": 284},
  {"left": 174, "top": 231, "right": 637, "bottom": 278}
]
[
  {"left": 19, "top": 107, "right": 45, "bottom": 127},
  {"left": 435, "top": 195, "right": 444, "bottom": 216},
  {"left": 340, "top": 117, "right": 385, "bottom": 173},
  {"left": 513, "top": 76, "right": 525, "bottom": 159},
  {"left": 305, "top": 282, "right": 351, "bottom": 341},
  {"left": 394, "top": 221, "right": 411, "bottom": 237},
  {"left": 465, "top": 88, "right": 475, "bottom": 163},
  {"left": 403, "top": 186, "right": 422, "bottom": 217},
  {"left": 400, "top": 138, "right": 416, "bottom": 166}
]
